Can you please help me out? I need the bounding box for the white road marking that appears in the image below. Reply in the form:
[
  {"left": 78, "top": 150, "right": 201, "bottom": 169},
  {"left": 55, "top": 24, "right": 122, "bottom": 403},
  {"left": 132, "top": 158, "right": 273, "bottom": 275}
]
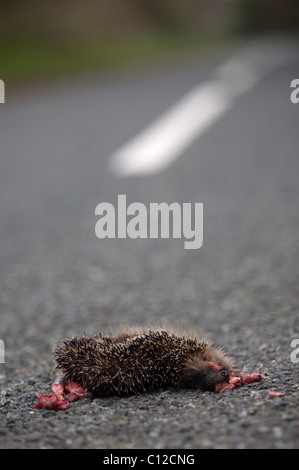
[
  {"left": 109, "top": 81, "right": 233, "bottom": 177},
  {"left": 108, "top": 38, "right": 297, "bottom": 177},
  {"left": 0, "top": 79, "right": 5, "bottom": 104}
]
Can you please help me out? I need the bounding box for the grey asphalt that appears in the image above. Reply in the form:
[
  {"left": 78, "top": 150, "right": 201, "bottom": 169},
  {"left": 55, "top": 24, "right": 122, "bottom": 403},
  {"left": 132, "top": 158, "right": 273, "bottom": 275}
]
[{"left": 0, "top": 36, "right": 298, "bottom": 449}]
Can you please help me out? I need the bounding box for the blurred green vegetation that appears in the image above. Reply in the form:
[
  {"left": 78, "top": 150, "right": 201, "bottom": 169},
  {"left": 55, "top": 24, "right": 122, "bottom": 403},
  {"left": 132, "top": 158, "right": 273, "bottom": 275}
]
[
  {"left": 0, "top": 32, "right": 227, "bottom": 84},
  {"left": 0, "top": 0, "right": 298, "bottom": 84}
]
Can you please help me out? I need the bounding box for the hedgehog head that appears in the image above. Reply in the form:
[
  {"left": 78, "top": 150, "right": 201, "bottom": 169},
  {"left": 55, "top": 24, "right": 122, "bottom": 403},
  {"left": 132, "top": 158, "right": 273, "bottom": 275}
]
[{"left": 181, "top": 345, "right": 234, "bottom": 392}]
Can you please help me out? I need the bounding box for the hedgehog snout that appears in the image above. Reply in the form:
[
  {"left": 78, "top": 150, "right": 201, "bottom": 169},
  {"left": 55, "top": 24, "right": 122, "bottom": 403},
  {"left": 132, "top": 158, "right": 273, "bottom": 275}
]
[{"left": 201, "top": 365, "right": 231, "bottom": 391}]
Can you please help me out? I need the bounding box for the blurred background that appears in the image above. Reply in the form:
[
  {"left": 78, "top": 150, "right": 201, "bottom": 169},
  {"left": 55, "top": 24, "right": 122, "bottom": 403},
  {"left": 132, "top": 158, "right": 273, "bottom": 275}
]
[{"left": 0, "top": 0, "right": 298, "bottom": 84}]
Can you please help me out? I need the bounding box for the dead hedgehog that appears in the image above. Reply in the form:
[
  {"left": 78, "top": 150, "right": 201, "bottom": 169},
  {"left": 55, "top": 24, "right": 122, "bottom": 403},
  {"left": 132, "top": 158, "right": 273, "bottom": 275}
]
[{"left": 34, "top": 326, "right": 264, "bottom": 410}]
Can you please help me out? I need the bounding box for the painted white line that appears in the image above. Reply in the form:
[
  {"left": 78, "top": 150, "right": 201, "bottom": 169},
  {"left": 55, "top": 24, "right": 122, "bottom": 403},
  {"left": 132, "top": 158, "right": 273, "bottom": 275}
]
[
  {"left": 108, "top": 38, "right": 296, "bottom": 177},
  {"left": 109, "top": 80, "right": 233, "bottom": 177},
  {"left": 0, "top": 79, "right": 5, "bottom": 104}
]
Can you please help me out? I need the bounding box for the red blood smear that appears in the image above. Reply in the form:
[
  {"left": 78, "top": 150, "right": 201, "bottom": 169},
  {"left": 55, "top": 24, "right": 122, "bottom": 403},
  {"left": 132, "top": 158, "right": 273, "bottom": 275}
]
[
  {"left": 215, "top": 371, "right": 264, "bottom": 393},
  {"left": 268, "top": 391, "right": 285, "bottom": 397},
  {"left": 65, "top": 381, "right": 91, "bottom": 402},
  {"left": 214, "top": 382, "right": 235, "bottom": 392},
  {"left": 240, "top": 371, "right": 264, "bottom": 385},
  {"left": 34, "top": 393, "right": 70, "bottom": 410},
  {"left": 34, "top": 381, "right": 90, "bottom": 410},
  {"left": 52, "top": 382, "right": 65, "bottom": 399},
  {"left": 205, "top": 361, "right": 222, "bottom": 372}
]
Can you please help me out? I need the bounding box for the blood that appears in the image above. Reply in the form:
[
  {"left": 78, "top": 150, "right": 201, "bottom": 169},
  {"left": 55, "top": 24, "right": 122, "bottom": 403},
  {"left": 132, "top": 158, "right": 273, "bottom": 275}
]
[
  {"left": 34, "top": 369, "right": 265, "bottom": 410},
  {"left": 34, "top": 380, "right": 90, "bottom": 410},
  {"left": 215, "top": 371, "right": 264, "bottom": 393},
  {"left": 268, "top": 391, "right": 285, "bottom": 397},
  {"left": 205, "top": 361, "right": 222, "bottom": 372}
]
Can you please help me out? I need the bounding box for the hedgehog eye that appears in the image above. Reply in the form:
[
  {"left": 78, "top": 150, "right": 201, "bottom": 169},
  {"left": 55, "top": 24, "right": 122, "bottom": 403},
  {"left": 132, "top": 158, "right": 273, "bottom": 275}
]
[{"left": 220, "top": 369, "right": 229, "bottom": 378}]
